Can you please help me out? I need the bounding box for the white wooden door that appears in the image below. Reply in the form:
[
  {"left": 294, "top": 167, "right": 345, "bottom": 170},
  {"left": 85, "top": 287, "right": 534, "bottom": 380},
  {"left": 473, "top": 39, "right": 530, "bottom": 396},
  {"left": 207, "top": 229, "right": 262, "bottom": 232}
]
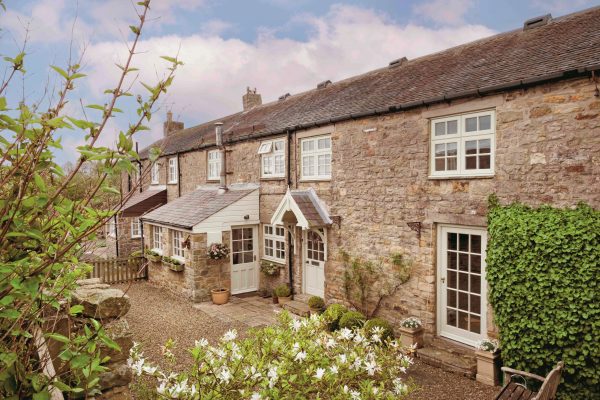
[
  {"left": 231, "top": 226, "right": 258, "bottom": 294},
  {"left": 437, "top": 225, "right": 488, "bottom": 346},
  {"left": 303, "top": 230, "right": 325, "bottom": 297}
]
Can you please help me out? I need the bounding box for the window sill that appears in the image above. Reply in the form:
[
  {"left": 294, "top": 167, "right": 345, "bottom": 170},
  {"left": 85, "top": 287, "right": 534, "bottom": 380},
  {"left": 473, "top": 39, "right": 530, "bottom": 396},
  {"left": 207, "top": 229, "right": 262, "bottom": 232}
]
[
  {"left": 131, "top": 235, "right": 141, "bottom": 239},
  {"left": 299, "top": 178, "right": 331, "bottom": 183},
  {"left": 151, "top": 248, "right": 163, "bottom": 256},
  {"left": 261, "top": 258, "right": 286, "bottom": 266},
  {"left": 207, "top": 178, "right": 220, "bottom": 182},
  {"left": 428, "top": 174, "right": 494, "bottom": 180},
  {"left": 167, "top": 181, "right": 178, "bottom": 185},
  {"left": 260, "top": 177, "right": 286, "bottom": 181},
  {"left": 171, "top": 255, "right": 186, "bottom": 264}
]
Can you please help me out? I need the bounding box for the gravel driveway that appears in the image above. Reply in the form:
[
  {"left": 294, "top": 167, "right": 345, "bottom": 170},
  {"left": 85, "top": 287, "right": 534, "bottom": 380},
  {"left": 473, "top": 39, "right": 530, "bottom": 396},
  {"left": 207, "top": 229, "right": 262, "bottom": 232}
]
[{"left": 117, "top": 282, "right": 498, "bottom": 399}]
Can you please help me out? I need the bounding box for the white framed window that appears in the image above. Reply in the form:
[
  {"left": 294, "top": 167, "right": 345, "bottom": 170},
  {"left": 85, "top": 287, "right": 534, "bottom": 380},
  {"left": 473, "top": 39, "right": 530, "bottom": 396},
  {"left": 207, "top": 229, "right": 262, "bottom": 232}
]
[
  {"left": 260, "top": 139, "right": 285, "bottom": 178},
  {"left": 107, "top": 218, "right": 116, "bottom": 237},
  {"left": 168, "top": 158, "right": 178, "bottom": 183},
  {"left": 152, "top": 226, "right": 163, "bottom": 252},
  {"left": 207, "top": 150, "right": 221, "bottom": 181},
  {"left": 301, "top": 135, "right": 331, "bottom": 180},
  {"left": 430, "top": 110, "right": 495, "bottom": 178},
  {"left": 151, "top": 162, "right": 160, "bottom": 184},
  {"left": 172, "top": 230, "right": 185, "bottom": 259},
  {"left": 131, "top": 217, "right": 141, "bottom": 238},
  {"left": 263, "top": 224, "right": 285, "bottom": 262}
]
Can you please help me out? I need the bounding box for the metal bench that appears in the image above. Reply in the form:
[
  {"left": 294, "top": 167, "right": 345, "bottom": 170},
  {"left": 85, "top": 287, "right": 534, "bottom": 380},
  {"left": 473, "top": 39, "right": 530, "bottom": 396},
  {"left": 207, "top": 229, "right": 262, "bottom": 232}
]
[{"left": 495, "top": 361, "right": 564, "bottom": 400}]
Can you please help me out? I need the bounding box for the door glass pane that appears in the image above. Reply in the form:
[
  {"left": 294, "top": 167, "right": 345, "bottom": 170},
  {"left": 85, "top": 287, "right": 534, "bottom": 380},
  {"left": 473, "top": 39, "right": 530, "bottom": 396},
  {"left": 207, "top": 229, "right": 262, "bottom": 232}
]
[
  {"left": 471, "top": 275, "right": 481, "bottom": 294},
  {"left": 243, "top": 252, "right": 254, "bottom": 263},
  {"left": 448, "top": 271, "right": 457, "bottom": 288},
  {"left": 459, "top": 253, "right": 469, "bottom": 271},
  {"left": 471, "top": 255, "right": 481, "bottom": 274},
  {"left": 470, "top": 315, "right": 481, "bottom": 334},
  {"left": 458, "top": 291, "right": 468, "bottom": 311},
  {"left": 459, "top": 273, "right": 469, "bottom": 291},
  {"left": 447, "top": 309, "right": 457, "bottom": 327},
  {"left": 459, "top": 234, "right": 469, "bottom": 251},
  {"left": 470, "top": 294, "right": 481, "bottom": 314},
  {"left": 447, "top": 289, "right": 457, "bottom": 308},
  {"left": 447, "top": 233, "right": 457, "bottom": 250},
  {"left": 447, "top": 252, "right": 457, "bottom": 270},
  {"left": 470, "top": 235, "right": 481, "bottom": 253},
  {"left": 232, "top": 253, "right": 240, "bottom": 264},
  {"left": 458, "top": 311, "right": 469, "bottom": 330}
]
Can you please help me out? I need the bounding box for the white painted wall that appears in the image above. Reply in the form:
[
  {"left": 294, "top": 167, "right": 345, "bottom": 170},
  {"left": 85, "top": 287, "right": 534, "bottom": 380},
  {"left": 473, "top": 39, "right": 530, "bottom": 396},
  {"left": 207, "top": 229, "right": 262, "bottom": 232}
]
[{"left": 192, "top": 190, "right": 259, "bottom": 234}]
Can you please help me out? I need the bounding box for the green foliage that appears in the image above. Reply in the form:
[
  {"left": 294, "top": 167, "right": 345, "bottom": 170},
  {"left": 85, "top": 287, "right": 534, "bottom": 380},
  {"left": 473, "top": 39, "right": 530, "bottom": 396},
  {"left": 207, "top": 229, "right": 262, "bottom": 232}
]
[
  {"left": 487, "top": 200, "right": 599, "bottom": 399},
  {"left": 339, "top": 311, "right": 367, "bottom": 330},
  {"left": 0, "top": 1, "right": 182, "bottom": 397},
  {"left": 274, "top": 284, "right": 291, "bottom": 297},
  {"left": 308, "top": 296, "right": 325, "bottom": 310},
  {"left": 341, "top": 250, "right": 411, "bottom": 318},
  {"left": 364, "top": 318, "right": 394, "bottom": 342},
  {"left": 323, "top": 303, "right": 348, "bottom": 331},
  {"left": 162, "top": 256, "right": 183, "bottom": 266}
]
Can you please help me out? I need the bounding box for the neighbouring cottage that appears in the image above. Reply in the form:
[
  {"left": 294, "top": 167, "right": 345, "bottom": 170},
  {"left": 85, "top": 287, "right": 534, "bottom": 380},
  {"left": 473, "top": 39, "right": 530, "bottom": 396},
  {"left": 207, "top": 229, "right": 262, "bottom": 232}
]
[{"left": 110, "top": 8, "right": 600, "bottom": 351}]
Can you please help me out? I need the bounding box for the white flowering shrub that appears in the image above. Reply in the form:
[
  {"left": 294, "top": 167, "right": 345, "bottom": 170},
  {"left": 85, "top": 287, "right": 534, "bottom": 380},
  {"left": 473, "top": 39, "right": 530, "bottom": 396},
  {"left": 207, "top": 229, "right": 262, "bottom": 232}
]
[
  {"left": 400, "top": 317, "right": 422, "bottom": 329},
  {"left": 128, "top": 312, "right": 414, "bottom": 399},
  {"left": 476, "top": 338, "right": 500, "bottom": 353}
]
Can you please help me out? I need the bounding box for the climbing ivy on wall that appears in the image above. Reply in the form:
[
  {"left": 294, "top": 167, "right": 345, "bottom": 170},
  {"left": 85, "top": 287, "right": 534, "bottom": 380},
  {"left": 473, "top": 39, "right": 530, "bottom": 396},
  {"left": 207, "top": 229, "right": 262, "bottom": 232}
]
[{"left": 486, "top": 196, "right": 599, "bottom": 400}]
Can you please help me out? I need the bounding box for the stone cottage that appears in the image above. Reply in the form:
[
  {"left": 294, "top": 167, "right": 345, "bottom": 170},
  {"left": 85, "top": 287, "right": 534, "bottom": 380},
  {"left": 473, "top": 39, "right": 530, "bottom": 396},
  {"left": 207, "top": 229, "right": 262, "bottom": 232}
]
[{"left": 113, "top": 8, "right": 600, "bottom": 352}]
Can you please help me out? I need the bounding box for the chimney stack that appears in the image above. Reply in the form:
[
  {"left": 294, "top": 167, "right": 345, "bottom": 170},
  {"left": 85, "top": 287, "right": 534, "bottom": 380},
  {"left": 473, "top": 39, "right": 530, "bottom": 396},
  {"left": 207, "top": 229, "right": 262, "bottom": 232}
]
[
  {"left": 163, "top": 110, "right": 184, "bottom": 137},
  {"left": 242, "top": 87, "right": 262, "bottom": 111}
]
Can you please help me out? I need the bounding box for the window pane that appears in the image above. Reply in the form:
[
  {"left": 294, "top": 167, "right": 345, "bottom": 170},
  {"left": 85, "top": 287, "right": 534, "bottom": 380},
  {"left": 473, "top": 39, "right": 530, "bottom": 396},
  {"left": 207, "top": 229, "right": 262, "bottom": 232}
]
[
  {"left": 458, "top": 291, "right": 469, "bottom": 311},
  {"left": 448, "top": 270, "right": 457, "bottom": 288},
  {"left": 447, "top": 233, "right": 457, "bottom": 250},
  {"left": 447, "top": 142, "right": 457, "bottom": 156},
  {"left": 435, "top": 143, "right": 446, "bottom": 157},
  {"left": 466, "top": 156, "right": 477, "bottom": 169},
  {"left": 471, "top": 255, "right": 481, "bottom": 274},
  {"left": 479, "top": 155, "right": 491, "bottom": 169},
  {"left": 459, "top": 254, "right": 469, "bottom": 271},
  {"left": 274, "top": 141, "right": 284, "bottom": 151},
  {"left": 318, "top": 154, "right": 331, "bottom": 176},
  {"left": 465, "top": 117, "right": 477, "bottom": 132},
  {"left": 318, "top": 137, "right": 331, "bottom": 149},
  {"left": 459, "top": 234, "right": 469, "bottom": 251},
  {"left": 447, "top": 157, "right": 457, "bottom": 171},
  {"left": 458, "top": 311, "right": 469, "bottom": 330},
  {"left": 302, "top": 140, "right": 314, "bottom": 151},
  {"left": 471, "top": 235, "right": 481, "bottom": 253},
  {"left": 447, "top": 309, "right": 457, "bottom": 327},
  {"left": 232, "top": 229, "right": 241, "bottom": 240},
  {"left": 479, "top": 115, "right": 491, "bottom": 130},
  {"left": 435, "top": 122, "right": 445, "bottom": 136},
  {"left": 471, "top": 275, "right": 481, "bottom": 294},
  {"left": 447, "top": 120, "right": 458, "bottom": 135},
  {"left": 447, "top": 251, "right": 457, "bottom": 270},
  {"left": 470, "top": 315, "right": 481, "bottom": 334},
  {"left": 465, "top": 140, "right": 477, "bottom": 155},
  {"left": 479, "top": 139, "right": 491, "bottom": 154},
  {"left": 447, "top": 289, "right": 457, "bottom": 308},
  {"left": 470, "top": 294, "right": 481, "bottom": 314},
  {"left": 459, "top": 272, "right": 469, "bottom": 291},
  {"left": 243, "top": 252, "right": 254, "bottom": 263}
]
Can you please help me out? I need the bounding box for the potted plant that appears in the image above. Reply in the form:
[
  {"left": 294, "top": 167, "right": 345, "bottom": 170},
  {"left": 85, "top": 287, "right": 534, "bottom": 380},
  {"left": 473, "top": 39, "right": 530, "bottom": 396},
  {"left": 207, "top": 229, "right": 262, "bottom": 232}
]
[
  {"left": 274, "top": 284, "right": 291, "bottom": 305},
  {"left": 475, "top": 338, "right": 501, "bottom": 386},
  {"left": 307, "top": 296, "right": 325, "bottom": 315},
  {"left": 145, "top": 249, "right": 162, "bottom": 263},
  {"left": 398, "top": 317, "right": 424, "bottom": 349},
  {"left": 162, "top": 256, "right": 184, "bottom": 272},
  {"left": 207, "top": 243, "right": 231, "bottom": 305},
  {"left": 260, "top": 260, "right": 282, "bottom": 277}
]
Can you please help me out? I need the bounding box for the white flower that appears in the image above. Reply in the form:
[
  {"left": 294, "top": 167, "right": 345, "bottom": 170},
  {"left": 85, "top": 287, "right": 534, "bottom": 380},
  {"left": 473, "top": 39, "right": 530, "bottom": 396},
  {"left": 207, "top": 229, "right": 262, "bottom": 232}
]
[
  {"left": 250, "top": 393, "right": 262, "bottom": 400},
  {"left": 294, "top": 350, "right": 307, "bottom": 362},
  {"left": 222, "top": 329, "right": 238, "bottom": 342},
  {"left": 291, "top": 319, "right": 302, "bottom": 331},
  {"left": 371, "top": 333, "right": 381, "bottom": 343},
  {"left": 157, "top": 381, "right": 167, "bottom": 395},
  {"left": 339, "top": 328, "right": 353, "bottom": 340},
  {"left": 218, "top": 367, "right": 232, "bottom": 383},
  {"left": 371, "top": 326, "right": 384, "bottom": 335},
  {"left": 195, "top": 338, "right": 208, "bottom": 348},
  {"left": 350, "top": 389, "right": 361, "bottom": 399},
  {"left": 325, "top": 338, "right": 337, "bottom": 349},
  {"left": 393, "top": 378, "right": 409, "bottom": 395},
  {"left": 364, "top": 360, "right": 380, "bottom": 376},
  {"left": 267, "top": 366, "right": 279, "bottom": 388},
  {"left": 343, "top": 385, "right": 349, "bottom": 393},
  {"left": 330, "top": 365, "right": 339, "bottom": 374},
  {"left": 142, "top": 364, "right": 157, "bottom": 375},
  {"left": 130, "top": 358, "right": 144, "bottom": 376},
  {"left": 314, "top": 367, "right": 326, "bottom": 380},
  {"left": 353, "top": 333, "right": 365, "bottom": 344},
  {"left": 338, "top": 354, "right": 348, "bottom": 364}
]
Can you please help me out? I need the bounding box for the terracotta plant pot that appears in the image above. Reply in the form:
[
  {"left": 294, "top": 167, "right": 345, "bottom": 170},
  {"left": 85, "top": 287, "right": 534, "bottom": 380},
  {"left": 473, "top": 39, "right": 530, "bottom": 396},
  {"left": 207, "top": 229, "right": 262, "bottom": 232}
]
[
  {"left": 398, "top": 326, "right": 424, "bottom": 349},
  {"left": 278, "top": 295, "right": 292, "bottom": 305},
  {"left": 211, "top": 288, "right": 230, "bottom": 305},
  {"left": 476, "top": 350, "right": 501, "bottom": 386},
  {"left": 272, "top": 296, "right": 279, "bottom": 304}
]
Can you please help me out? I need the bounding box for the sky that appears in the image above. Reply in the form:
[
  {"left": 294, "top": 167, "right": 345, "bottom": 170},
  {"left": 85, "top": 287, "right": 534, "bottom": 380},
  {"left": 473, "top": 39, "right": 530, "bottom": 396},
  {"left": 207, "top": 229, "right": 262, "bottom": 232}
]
[{"left": 1, "top": 0, "right": 598, "bottom": 164}]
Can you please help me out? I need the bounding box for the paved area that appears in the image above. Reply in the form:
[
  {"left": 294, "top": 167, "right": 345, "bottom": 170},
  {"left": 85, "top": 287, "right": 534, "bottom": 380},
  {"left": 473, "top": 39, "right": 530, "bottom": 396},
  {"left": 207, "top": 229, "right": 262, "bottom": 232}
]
[{"left": 193, "top": 294, "right": 285, "bottom": 327}]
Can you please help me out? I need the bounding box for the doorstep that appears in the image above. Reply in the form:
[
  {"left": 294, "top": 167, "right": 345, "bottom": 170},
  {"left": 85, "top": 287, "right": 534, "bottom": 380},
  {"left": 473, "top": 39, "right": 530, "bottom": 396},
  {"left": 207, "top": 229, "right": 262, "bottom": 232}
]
[
  {"left": 282, "top": 300, "right": 310, "bottom": 317},
  {"left": 416, "top": 337, "right": 477, "bottom": 379}
]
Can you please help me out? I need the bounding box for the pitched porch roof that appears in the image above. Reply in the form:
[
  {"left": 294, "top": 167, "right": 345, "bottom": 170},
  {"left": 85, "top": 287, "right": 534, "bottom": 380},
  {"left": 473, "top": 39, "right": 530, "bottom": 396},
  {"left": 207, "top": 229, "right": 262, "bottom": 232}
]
[
  {"left": 271, "top": 188, "right": 332, "bottom": 229},
  {"left": 141, "top": 185, "right": 258, "bottom": 230},
  {"left": 121, "top": 189, "right": 167, "bottom": 218}
]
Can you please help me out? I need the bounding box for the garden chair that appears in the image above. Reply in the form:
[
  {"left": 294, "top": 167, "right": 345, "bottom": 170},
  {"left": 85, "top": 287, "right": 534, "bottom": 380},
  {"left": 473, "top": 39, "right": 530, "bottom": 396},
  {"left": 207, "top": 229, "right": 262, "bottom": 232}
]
[{"left": 494, "top": 361, "right": 564, "bottom": 400}]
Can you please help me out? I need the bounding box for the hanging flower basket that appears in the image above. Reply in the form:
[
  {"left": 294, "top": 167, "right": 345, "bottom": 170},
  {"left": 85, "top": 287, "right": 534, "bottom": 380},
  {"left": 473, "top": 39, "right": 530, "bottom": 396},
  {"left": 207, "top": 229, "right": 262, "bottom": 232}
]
[{"left": 207, "top": 243, "right": 230, "bottom": 260}]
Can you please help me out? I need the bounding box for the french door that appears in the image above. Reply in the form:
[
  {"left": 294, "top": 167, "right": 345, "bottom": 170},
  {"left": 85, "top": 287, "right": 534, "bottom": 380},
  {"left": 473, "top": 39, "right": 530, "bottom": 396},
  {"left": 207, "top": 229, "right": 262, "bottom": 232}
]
[
  {"left": 303, "top": 230, "right": 325, "bottom": 297},
  {"left": 437, "top": 225, "right": 488, "bottom": 346},
  {"left": 230, "top": 226, "right": 258, "bottom": 294}
]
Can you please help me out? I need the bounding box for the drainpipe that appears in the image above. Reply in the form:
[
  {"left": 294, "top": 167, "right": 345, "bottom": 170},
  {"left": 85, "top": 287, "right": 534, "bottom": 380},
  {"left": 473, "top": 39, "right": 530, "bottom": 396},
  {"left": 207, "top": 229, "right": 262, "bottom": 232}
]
[
  {"left": 114, "top": 215, "right": 119, "bottom": 258},
  {"left": 177, "top": 152, "right": 181, "bottom": 197},
  {"left": 136, "top": 142, "right": 142, "bottom": 193},
  {"left": 286, "top": 129, "right": 294, "bottom": 297},
  {"left": 215, "top": 122, "right": 227, "bottom": 192}
]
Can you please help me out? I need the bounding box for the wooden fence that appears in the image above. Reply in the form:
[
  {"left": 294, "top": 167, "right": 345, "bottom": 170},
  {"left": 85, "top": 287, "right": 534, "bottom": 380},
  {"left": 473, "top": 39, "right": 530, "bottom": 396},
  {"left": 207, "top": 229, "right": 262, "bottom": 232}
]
[{"left": 89, "top": 256, "right": 147, "bottom": 284}]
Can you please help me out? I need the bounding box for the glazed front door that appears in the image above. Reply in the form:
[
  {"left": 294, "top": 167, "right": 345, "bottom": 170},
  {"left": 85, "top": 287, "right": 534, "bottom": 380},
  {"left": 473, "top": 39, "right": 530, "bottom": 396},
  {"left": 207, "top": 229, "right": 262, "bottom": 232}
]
[
  {"left": 438, "top": 225, "right": 488, "bottom": 346},
  {"left": 303, "top": 230, "right": 325, "bottom": 297},
  {"left": 230, "top": 226, "right": 258, "bottom": 294}
]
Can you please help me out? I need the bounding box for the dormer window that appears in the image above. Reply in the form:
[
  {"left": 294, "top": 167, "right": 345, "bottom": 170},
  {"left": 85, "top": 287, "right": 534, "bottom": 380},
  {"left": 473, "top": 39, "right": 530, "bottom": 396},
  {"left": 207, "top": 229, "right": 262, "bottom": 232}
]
[{"left": 259, "top": 139, "right": 285, "bottom": 178}]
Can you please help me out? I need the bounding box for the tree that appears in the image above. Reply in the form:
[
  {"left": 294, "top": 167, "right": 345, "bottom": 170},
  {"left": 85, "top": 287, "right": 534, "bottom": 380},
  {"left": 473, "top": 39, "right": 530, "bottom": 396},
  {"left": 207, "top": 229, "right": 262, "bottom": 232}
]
[{"left": 0, "top": 1, "right": 181, "bottom": 397}]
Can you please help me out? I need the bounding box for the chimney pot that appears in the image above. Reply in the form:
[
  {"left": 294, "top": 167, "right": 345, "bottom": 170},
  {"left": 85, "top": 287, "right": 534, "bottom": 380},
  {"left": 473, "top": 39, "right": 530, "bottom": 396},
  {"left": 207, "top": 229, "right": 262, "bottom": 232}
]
[{"left": 242, "top": 87, "right": 262, "bottom": 111}]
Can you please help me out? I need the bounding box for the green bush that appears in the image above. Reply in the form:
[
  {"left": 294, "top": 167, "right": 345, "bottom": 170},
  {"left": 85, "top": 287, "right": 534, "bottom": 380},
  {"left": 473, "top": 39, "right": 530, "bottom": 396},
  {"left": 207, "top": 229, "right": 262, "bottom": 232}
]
[
  {"left": 364, "top": 318, "right": 394, "bottom": 341},
  {"left": 274, "top": 284, "right": 291, "bottom": 297},
  {"left": 308, "top": 296, "right": 325, "bottom": 310},
  {"left": 323, "top": 304, "right": 348, "bottom": 331},
  {"left": 339, "top": 310, "right": 367, "bottom": 330},
  {"left": 487, "top": 198, "right": 599, "bottom": 399}
]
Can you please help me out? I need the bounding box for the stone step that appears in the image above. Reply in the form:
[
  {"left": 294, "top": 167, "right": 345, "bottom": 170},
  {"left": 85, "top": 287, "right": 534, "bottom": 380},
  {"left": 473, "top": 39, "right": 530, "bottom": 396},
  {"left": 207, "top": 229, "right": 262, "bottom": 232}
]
[
  {"left": 282, "top": 300, "right": 310, "bottom": 317},
  {"left": 430, "top": 336, "right": 478, "bottom": 358},
  {"left": 292, "top": 293, "right": 311, "bottom": 303},
  {"left": 417, "top": 340, "right": 477, "bottom": 379}
]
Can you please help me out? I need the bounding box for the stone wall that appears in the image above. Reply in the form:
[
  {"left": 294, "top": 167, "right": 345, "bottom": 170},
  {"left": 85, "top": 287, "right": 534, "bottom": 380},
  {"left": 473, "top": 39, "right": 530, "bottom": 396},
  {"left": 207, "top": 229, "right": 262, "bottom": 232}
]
[
  {"left": 106, "top": 215, "right": 142, "bottom": 259},
  {"left": 127, "top": 76, "right": 598, "bottom": 340}
]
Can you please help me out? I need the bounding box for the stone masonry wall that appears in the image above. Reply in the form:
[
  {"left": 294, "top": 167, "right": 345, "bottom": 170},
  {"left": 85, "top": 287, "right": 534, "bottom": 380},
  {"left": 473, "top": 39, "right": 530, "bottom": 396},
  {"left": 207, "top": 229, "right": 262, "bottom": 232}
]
[
  {"left": 105, "top": 216, "right": 142, "bottom": 259},
  {"left": 129, "top": 76, "right": 598, "bottom": 340}
]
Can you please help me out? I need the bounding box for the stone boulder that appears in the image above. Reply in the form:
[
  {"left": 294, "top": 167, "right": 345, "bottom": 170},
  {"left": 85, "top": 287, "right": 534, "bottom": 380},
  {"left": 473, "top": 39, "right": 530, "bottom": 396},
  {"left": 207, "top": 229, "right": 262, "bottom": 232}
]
[
  {"left": 100, "top": 318, "right": 134, "bottom": 364},
  {"left": 73, "top": 287, "right": 130, "bottom": 319}
]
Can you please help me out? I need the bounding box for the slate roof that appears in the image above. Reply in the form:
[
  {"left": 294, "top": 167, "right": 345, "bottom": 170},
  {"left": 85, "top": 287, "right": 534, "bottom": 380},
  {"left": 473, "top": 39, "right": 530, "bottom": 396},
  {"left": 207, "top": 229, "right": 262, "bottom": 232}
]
[
  {"left": 141, "top": 187, "right": 256, "bottom": 229},
  {"left": 121, "top": 189, "right": 167, "bottom": 218},
  {"left": 291, "top": 191, "right": 331, "bottom": 227},
  {"left": 140, "top": 7, "right": 600, "bottom": 159}
]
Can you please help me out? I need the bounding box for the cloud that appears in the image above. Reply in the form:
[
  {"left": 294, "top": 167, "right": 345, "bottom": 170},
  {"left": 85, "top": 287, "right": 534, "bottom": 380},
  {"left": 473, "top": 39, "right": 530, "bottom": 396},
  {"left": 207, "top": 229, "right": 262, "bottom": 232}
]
[
  {"left": 413, "top": 0, "right": 474, "bottom": 26},
  {"left": 531, "top": 0, "right": 595, "bottom": 14}
]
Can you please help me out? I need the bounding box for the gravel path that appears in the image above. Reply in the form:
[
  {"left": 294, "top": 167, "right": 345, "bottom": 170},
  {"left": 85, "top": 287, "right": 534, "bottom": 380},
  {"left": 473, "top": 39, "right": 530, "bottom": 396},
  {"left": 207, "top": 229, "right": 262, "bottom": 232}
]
[
  {"left": 115, "top": 282, "right": 248, "bottom": 370},
  {"left": 118, "top": 282, "right": 499, "bottom": 399}
]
